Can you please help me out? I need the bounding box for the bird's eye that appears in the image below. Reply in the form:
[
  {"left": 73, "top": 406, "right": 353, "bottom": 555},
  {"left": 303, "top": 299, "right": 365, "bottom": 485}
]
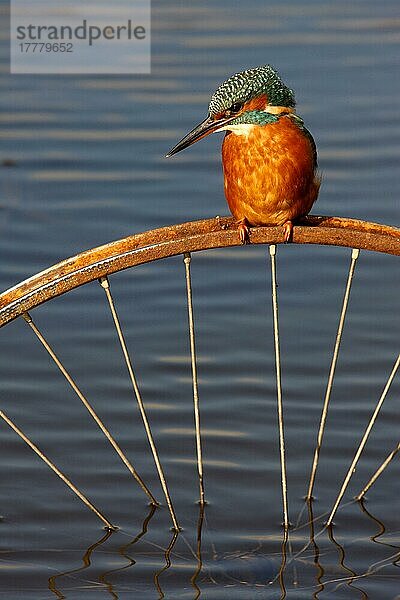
[
  {"left": 225, "top": 102, "right": 243, "bottom": 117},
  {"left": 231, "top": 102, "right": 243, "bottom": 113}
]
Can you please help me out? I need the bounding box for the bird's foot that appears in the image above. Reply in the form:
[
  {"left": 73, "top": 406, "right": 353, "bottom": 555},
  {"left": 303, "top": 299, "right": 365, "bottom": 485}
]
[
  {"left": 237, "top": 218, "right": 251, "bottom": 244},
  {"left": 282, "top": 220, "right": 293, "bottom": 243}
]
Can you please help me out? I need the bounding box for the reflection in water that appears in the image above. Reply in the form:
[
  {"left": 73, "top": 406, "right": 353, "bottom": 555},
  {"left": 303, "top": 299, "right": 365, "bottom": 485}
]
[
  {"left": 48, "top": 505, "right": 156, "bottom": 599},
  {"left": 279, "top": 497, "right": 400, "bottom": 597},
  {"left": 307, "top": 499, "right": 325, "bottom": 599},
  {"left": 327, "top": 524, "right": 368, "bottom": 599},
  {"left": 358, "top": 498, "right": 400, "bottom": 569},
  {"left": 154, "top": 529, "right": 180, "bottom": 599},
  {"left": 99, "top": 504, "right": 157, "bottom": 587},
  {"left": 190, "top": 502, "right": 205, "bottom": 599},
  {"left": 48, "top": 528, "right": 115, "bottom": 599},
  {"left": 277, "top": 528, "right": 288, "bottom": 600},
  {"left": 359, "top": 498, "right": 388, "bottom": 546},
  {"left": 27, "top": 493, "right": 400, "bottom": 598},
  {"left": 272, "top": 499, "right": 327, "bottom": 595}
]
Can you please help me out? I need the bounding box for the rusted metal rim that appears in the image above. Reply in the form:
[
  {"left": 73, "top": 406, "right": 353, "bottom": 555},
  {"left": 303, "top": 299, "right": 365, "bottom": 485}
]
[{"left": 0, "top": 215, "right": 399, "bottom": 328}]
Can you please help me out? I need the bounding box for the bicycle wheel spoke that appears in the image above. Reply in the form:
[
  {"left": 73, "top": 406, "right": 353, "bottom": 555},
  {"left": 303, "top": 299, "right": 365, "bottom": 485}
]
[
  {"left": 99, "top": 276, "right": 180, "bottom": 531},
  {"left": 356, "top": 441, "right": 400, "bottom": 500},
  {"left": 307, "top": 248, "right": 360, "bottom": 500},
  {"left": 22, "top": 312, "right": 157, "bottom": 505},
  {"left": 269, "top": 244, "right": 289, "bottom": 531},
  {"left": 183, "top": 253, "right": 205, "bottom": 505},
  {"left": 327, "top": 352, "right": 400, "bottom": 526},
  {"left": 0, "top": 409, "right": 115, "bottom": 530}
]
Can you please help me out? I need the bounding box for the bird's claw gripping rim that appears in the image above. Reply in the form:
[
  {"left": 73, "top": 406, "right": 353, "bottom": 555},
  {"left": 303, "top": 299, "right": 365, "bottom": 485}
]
[
  {"left": 238, "top": 219, "right": 251, "bottom": 244},
  {"left": 283, "top": 220, "right": 293, "bottom": 243},
  {"left": 237, "top": 219, "right": 293, "bottom": 244}
]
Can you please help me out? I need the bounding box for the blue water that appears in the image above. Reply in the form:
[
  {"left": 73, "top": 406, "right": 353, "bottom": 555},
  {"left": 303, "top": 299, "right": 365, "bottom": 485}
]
[{"left": 0, "top": 0, "right": 399, "bottom": 597}]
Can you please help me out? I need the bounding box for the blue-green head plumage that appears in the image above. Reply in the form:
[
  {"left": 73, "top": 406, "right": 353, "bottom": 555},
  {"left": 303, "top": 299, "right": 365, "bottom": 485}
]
[
  {"left": 208, "top": 64, "right": 296, "bottom": 119},
  {"left": 166, "top": 65, "right": 298, "bottom": 157}
]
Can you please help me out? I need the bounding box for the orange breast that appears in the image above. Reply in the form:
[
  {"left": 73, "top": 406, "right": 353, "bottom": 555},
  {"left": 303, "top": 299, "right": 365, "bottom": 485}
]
[{"left": 221, "top": 115, "right": 320, "bottom": 226}]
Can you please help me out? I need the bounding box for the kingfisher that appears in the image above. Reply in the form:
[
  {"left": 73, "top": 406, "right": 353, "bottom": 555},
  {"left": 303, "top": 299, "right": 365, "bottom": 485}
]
[{"left": 166, "top": 65, "right": 320, "bottom": 243}]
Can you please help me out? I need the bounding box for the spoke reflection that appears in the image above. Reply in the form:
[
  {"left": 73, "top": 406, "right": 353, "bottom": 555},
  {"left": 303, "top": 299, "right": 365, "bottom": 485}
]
[
  {"left": 99, "top": 504, "right": 157, "bottom": 584},
  {"left": 48, "top": 528, "right": 115, "bottom": 599},
  {"left": 190, "top": 501, "right": 205, "bottom": 599},
  {"left": 327, "top": 524, "right": 368, "bottom": 599},
  {"left": 154, "top": 529, "right": 180, "bottom": 599}
]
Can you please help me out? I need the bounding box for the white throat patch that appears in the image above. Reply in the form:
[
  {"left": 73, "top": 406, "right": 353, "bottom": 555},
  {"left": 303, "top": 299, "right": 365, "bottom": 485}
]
[{"left": 216, "top": 123, "right": 255, "bottom": 136}]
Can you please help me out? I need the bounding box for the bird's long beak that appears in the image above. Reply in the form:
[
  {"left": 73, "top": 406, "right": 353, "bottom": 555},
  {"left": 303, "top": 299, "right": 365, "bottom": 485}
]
[{"left": 166, "top": 114, "right": 235, "bottom": 157}]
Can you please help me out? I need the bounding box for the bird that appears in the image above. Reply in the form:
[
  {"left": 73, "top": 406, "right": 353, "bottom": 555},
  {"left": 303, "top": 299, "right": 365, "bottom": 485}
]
[{"left": 166, "top": 64, "right": 320, "bottom": 243}]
